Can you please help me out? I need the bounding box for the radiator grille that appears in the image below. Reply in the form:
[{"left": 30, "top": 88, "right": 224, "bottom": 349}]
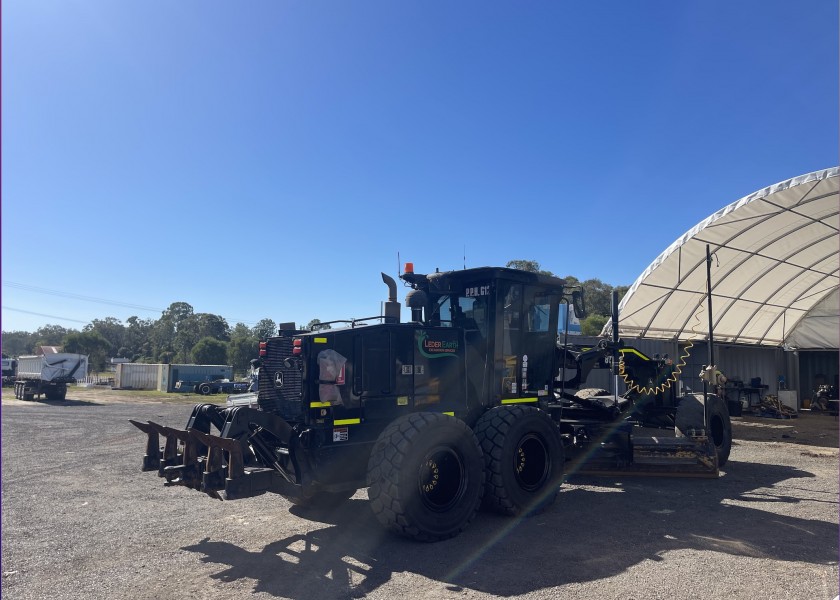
[{"left": 258, "top": 336, "right": 303, "bottom": 420}]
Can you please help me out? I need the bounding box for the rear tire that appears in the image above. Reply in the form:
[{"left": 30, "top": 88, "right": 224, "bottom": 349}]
[
  {"left": 367, "top": 412, "right": 484, "bottom": 542},
  {"left": 198, "top": 383, "right": 212, "bottom": 395},
  {"left": 474, "top": 405, "right": 565, "bottom": 516}
]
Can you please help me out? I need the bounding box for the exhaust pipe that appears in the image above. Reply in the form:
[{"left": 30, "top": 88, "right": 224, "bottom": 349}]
[{"left": 381, "top": 273, "right": 401, "bottom": 324}]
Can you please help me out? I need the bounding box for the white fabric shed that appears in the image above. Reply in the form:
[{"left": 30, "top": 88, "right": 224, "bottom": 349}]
[{"left": 609, "top": 167, "right": 839, "bottom": 350}]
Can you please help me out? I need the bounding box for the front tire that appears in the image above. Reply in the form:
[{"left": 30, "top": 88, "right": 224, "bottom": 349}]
[
  {"left": 707, "top": 395, "right": 732, "bottom": 466},
  {"left": 474, "top": 405, "right": 565, "bottom": 516},
  {"left": 676, "top": 393, "right": 732, "bottom": 467},
  {"left": 367, "top": 412, "right": 484, "bottom": 542}
]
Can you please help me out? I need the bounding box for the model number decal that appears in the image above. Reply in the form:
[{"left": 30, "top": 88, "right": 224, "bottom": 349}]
[{"left": 465, "top": 285, "right": 490, "bottom": 297}]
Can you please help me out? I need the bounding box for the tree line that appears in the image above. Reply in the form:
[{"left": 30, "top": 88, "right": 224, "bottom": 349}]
[
  {"left": 1, "top": 302, "right": 329, "bottom": 376},
  {"left": 2, "top": 261, "right": 626, "bottom": 373},
  {"left": 505, "top": 260, "right": 629, "bottom": 335}
]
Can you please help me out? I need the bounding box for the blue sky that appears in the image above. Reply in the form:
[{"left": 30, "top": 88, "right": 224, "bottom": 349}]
[{"left": 2, "top": 1, "right": 837, "bottom": 333}]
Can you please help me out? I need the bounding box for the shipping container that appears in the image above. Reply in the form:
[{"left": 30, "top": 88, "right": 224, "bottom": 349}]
[{"left": 115, "top": 363, "right": 164, "bottom": 390}]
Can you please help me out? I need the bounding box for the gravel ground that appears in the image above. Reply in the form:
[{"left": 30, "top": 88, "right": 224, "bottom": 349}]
[{"left": 2, "top": 389, "right": 838, "bottom": 600}]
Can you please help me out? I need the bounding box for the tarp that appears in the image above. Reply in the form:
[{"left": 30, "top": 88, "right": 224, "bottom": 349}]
[{"left": 607, "top": 168, "right": 839, "bottom": 349}]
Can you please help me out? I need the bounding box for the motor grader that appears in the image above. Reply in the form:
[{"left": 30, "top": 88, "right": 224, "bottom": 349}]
[{"left": 131, "top": 264, "right": 731, "bottom": 542}]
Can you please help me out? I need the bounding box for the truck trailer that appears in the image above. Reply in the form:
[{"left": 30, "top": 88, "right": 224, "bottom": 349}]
[
  {"left": 131, "top": 265, "right": 731, "bottom": 542},
  {"left": 14, "top": 353, "right": 88, "bottom": 401}
]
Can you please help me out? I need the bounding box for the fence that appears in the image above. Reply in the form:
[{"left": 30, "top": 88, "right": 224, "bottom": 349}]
[{"left": 76, "top": 375, "right": 115, "bottom": 387}]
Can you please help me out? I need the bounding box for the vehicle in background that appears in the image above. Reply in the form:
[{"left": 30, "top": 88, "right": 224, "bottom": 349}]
[
  {"left": 14, "top": 354, "right": 88, "bottom": 401},
  {"left": 175, "top": 378, "right": 251, "bottom": 395},
  {"left": 2, "top": 358, "right": 18, "bottom": 385}
]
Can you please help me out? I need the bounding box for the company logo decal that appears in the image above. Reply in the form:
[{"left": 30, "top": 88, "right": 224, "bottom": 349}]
[{"left": 416, "top": 331, "right": 459, "bottom": 359}]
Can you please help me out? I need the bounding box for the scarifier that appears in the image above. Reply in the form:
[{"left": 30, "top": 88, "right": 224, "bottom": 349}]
[{"left": 131, "top": 257, "right": 730, "bottom": 542}]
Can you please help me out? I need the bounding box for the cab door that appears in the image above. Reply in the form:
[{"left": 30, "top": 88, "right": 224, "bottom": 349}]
[
  {"left": 494, "top": 281, "right": 560, "bottom": 403},
  {"left": 521, "top": 288, "right": 560, "bottom": 396}
]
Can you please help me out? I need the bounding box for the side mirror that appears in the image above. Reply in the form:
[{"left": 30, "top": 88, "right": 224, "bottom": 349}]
[{"left": 572, "top": 290, "right": 586, "bottom": 319}]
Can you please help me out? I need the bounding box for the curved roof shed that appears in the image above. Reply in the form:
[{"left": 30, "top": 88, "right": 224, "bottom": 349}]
[{"left": 610, "top": 167, "right": 839, "bottom": 349}]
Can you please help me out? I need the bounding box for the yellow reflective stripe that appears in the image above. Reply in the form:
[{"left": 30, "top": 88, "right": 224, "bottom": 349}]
[
  {"left": 619, "top": 348, "right": 650, "bottom": 360},
  {"left": 310, "top": 402, "right": 332, "bottom": 408},
  {"left": 334, "top": 418, "right": 360, "bottom": 426},
  {"left": 314, "top": 337, "right": 328, "bottom": 343},
  {"left": 442, "top": 411, "right": 455, "bottom": 416},
  {"left": 501, "top": 397, "right": 538, "bottom": 404}
]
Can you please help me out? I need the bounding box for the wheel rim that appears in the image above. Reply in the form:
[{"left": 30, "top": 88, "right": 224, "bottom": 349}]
[
  {"left": 418, "top": 446, "right": 466, "bottom": 512},
  {"left": 514, "top": 434, "right": 550, "bottom": 492}
]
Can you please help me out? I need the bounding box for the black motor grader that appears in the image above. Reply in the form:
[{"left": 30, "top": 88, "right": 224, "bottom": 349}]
[{"left": 131, "top": 264, "right": 731, "bottom": 542}]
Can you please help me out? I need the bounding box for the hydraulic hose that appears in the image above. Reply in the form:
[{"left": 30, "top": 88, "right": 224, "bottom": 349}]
[{"left": 617, "top": 313, "right": 702, "bottom": 396}]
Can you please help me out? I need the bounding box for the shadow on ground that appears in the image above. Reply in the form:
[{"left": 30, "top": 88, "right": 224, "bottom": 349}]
[{"left": 182, "top": 460, "right": 838, "bottom": 598}]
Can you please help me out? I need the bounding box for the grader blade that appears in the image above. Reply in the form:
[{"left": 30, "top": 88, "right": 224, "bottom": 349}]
[
  {"left": 575, "top": 432, "right": 719, "bottom": 478},
  {"left": 628, "top": 434, "right": 718, "bottom": 477}
]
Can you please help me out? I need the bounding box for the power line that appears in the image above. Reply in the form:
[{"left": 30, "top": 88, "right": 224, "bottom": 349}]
[
  {"left": 2, "top": 282, "right": 262, "bottom": 327},
  {"left": 2, "top": 281, "right": 164, "bottom": 313},
  {"left": 2, "top": 306, "right": 91, "bottom": 325}
]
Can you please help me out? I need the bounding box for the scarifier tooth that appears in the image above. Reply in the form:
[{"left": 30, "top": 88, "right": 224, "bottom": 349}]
[
  {"left": 143, "top": 421, "right": 183, "bottom": 476},
  {"left": 188, "top": 428, "right": 246, "bottom": 482},
  {"left": 129, "top": 419, "right": 161, "bottom": 471}
]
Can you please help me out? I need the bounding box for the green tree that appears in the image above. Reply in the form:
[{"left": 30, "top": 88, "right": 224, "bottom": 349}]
[
  {"left": 33, "top": 324, "right": 73, "bottom": 348},
  {"left": 84, "top": 317, "right": 126, "bottom": 356},
  {"left": 63, "top": 330, "right": 112, "bottom": 372},
  {"left": 125, "top": 316, "right": 154, "bottom": 361},
  {"left": 228, "top": 334, "right": 259, "bottom": 375},
  {"left": 153, "top": 302, "right": 195, "bottom": 362},
  {"left": 306, "top": 318, "right": 331, "bottom": 332},
  {"left": 191, "top": 337, "right": 228, "bottom": 365},
  {"left": 230, "top": 323, "right": 253, "bottom": 338},
  {"left": 1, "top": 330, "right": 36, "bottom": 357},
  {"left": 195, "top": 313, "right": 230, "bottom": 341},
  {"left": 505, "top": 260, "right": 556, "bottom": 276},
  {"left": 580, "top": 314, "right": 609, "bottom": 336},
  {"left": 252, "top": 318, "right": 277, "bottom": 341}
]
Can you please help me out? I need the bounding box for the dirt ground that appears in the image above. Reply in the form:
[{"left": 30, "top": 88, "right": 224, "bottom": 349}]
[
  {"left": 731, "top": 412, "right": 839, "bottom": 448},
  {"left": 2, "top": 387, "right": 837, "bottom": 600}
]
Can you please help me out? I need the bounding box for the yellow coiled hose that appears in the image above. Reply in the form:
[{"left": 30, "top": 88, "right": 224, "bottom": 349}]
[{"left": 617, "top": 313, "right": 701, "bottom": 396}]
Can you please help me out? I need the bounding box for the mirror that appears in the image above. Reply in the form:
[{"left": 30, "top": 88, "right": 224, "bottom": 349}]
[{"left": 571, "top": 290, "right": 586, "bottom": 319}]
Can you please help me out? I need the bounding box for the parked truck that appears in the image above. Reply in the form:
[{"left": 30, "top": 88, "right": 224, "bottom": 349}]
[
  {"left": 14, "top": 354, "right": 88, "bottom": 401},
  {"left": 2, "top": 358, "right": 17, "bottom": 385},
  {"left": 131, "top": 265, "right": 731, "bottom": 542}
]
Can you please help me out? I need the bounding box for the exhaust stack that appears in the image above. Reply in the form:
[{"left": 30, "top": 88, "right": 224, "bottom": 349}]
[{"left": 381, "top": 273, "right": 401, "bottom": 324}]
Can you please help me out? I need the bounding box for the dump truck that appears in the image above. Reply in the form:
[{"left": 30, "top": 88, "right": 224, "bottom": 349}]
[
  {"left": 14, "top": 353, "right": 88, "bottom": 401},
  {"left": 131, "top": 265, "right": 731, "bottom": 542}
]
